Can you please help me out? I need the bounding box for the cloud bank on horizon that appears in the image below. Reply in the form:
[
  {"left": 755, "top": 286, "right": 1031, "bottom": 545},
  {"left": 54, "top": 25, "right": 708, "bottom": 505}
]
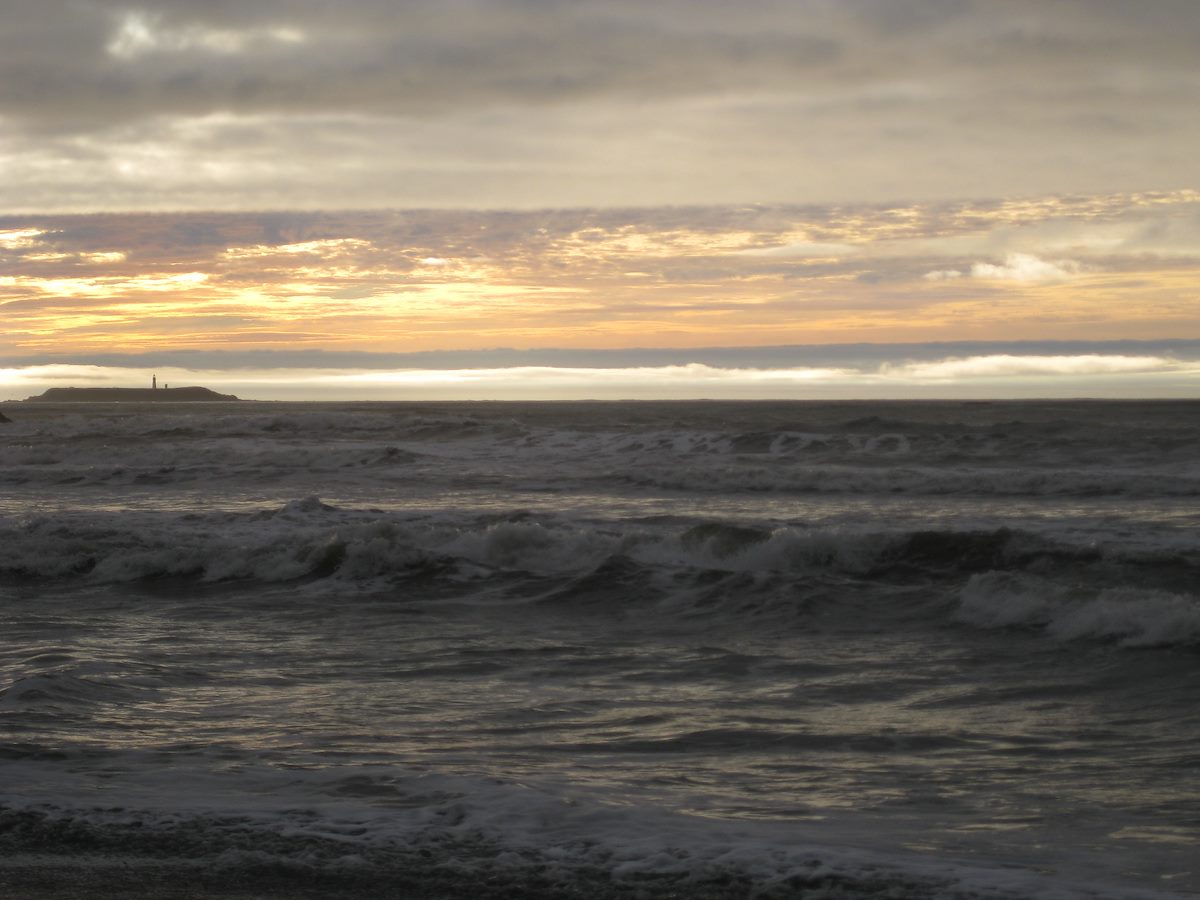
[{"left": 6, "top": 341, "right": 1200, "bottom": 400}]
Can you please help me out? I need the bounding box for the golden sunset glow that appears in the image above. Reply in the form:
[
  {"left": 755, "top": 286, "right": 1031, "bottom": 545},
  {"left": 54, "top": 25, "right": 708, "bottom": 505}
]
[{"left": 3, "top": 191, "right": 1197, "bottom": 364}]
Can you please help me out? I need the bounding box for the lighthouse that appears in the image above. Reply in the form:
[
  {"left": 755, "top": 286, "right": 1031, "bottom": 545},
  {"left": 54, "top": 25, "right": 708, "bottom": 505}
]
[{"left": 152, "top": 375, "right": 157, "bottom": 390}]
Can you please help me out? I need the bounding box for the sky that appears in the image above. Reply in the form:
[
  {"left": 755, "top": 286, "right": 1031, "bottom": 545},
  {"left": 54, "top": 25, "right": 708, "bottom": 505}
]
[{"left": 1, "top": 0, "right": 1198, "bottom": 400}]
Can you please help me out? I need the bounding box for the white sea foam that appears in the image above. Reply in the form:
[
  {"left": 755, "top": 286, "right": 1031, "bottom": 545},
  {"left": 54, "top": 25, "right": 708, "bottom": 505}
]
[
  {"left": 0, "top": 758, "right": 1180, "bottom": 900},
  {"left": 957, "top": 572, "right": 1200, "bottom": 646}
]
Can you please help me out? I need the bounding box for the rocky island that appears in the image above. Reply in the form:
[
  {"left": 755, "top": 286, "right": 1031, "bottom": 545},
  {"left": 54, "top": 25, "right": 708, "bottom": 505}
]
[{"left": 25, "top": 386, "right": 241, "bottom": 402}]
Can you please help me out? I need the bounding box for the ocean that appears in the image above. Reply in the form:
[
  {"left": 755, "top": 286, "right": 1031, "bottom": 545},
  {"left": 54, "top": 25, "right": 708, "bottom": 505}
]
[{"left": 1, "top": 399, "right": 1197, "bottom": 899}]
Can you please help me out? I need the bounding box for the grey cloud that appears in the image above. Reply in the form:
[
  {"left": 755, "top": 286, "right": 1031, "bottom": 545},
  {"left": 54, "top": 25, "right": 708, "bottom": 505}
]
[
  {"left": 1, "top": 0, "right": 844, "bottom": 128},
  {"left": 7, "top": 340, "right": 1200, "bottom": 373},
  {"left": 13, "top": 194, "right": 1200, "bottom": 236},
  {"left": 3, "top": 0, "right": 1197, "bottom": 127},
  {"left": 0, "top": 0, "right": 1195, "bottom": 210}
]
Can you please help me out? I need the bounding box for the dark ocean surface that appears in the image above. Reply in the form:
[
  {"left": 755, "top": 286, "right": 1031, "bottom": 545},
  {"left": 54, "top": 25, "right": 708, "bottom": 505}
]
[{"left": 1, "top": 399, "right": 1198, "bottom": 898}]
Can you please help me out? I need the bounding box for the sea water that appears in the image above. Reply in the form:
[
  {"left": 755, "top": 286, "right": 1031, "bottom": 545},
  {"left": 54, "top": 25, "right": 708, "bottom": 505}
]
[{"left": 1, "top": 399, "right": 1197, "bottom": 898}]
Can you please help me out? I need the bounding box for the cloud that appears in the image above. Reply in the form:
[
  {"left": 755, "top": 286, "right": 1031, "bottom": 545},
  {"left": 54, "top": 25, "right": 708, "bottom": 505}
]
[
  {"left": 737, "top": 240, "right": 859, "bottom": 259},
  {"left": 106, "top": 10, "right": 306, "bottom": 60},
  {"left": 968, "top": 253, "right": 1086, "bottom": 282},
  {"left": 0, "top": 227, "right": 51, "bottom": 249},
  {"left": 890, "top": 354, "right": 1186, "bottom": 380},
  {"left": 8, "top": 1, "right": 1189, "bottom": 126},
  {"left": 3, "top": 204, "right": 1197, "bottom": 359},
  {"left": 5, "top": 345, "right": 1200, "bottom": 401},
  {"left": 1, "top": 2, "right": 848, "bottom": 126},
  {"left": 222, "top": 238, "right": 372, "bottom": 260},
  {"left": 923, "top": 253, "right": 1089, "bottom": 283},
  {"left": 1, "top": 3, "right": 1198, "bottom": 210}
]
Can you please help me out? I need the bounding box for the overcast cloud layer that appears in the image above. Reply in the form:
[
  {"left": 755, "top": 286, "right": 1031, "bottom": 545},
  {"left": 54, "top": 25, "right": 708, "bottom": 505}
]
[{"left": 3, "top": 0, "right": 1199, "bottom": 210}]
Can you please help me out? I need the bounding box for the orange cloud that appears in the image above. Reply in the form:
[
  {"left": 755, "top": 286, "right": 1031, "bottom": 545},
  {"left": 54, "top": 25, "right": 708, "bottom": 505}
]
[{"left": 2, "top": 193, "right": 1198, "bottom": 356}]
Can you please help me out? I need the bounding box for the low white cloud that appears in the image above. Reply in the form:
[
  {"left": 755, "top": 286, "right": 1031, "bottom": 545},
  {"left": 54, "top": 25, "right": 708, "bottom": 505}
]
[
  {"left": 890, "top": 355, "right": 1183, "bottom": 380},
  {"left": 5, "top": 352, "right": 1199, "bottom": 402},
  {"left": 922, "top": 253, "right": 1089, "bottom": 283},
  {"left": 0, "top": 362, "right": 857, "bottom": 401},
  {"left": 0, "top": 364, "right": 124, "bottom": 389},
  {"left": 969, "top": 253, "right": 1085, "bottom": 283}
]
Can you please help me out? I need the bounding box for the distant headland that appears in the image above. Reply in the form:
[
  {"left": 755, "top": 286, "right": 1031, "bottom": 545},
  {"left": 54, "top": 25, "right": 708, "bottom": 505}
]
[{"left": 25, "top": 385, "right": 241, "bottom": 402}]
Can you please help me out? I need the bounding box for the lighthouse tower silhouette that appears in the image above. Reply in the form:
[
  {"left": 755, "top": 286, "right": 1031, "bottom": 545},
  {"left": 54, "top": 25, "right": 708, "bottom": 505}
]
[{"left": 152, "top": 375, "right": 157, "bottom": 390}]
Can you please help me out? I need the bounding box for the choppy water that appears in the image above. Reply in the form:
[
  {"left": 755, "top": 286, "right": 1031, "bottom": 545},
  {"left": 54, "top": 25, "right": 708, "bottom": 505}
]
[{"left": 2, "top": 400, "right": 1198, "bottom": 898}]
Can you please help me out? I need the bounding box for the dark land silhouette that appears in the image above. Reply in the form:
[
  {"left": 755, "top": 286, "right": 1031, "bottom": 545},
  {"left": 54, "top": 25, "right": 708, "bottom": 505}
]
[{"left": 24, "top": 387, "right": 241, "bottom": 402}]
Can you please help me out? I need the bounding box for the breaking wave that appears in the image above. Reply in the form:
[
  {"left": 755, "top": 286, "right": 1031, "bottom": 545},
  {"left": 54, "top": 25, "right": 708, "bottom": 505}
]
[
  {"left": 4, "top": 499, "right": 1197, "bottom": 648},
  {"left": 957, "top": 571, "right": 1200, "bottom": 647}
]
